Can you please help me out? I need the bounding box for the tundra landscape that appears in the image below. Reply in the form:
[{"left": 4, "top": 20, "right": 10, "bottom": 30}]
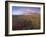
[{"left": 12, "top": 6, "right": 40, "bottom": 30}]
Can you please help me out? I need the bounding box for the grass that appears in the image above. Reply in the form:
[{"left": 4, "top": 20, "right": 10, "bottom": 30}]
[{"left": 12, "top": 13, "right": 40, "bottom": 30}]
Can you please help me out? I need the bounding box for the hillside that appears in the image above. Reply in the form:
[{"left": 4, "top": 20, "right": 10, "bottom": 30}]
[{"left": 12, "top": 13, "right": 40, "bottom": 30}]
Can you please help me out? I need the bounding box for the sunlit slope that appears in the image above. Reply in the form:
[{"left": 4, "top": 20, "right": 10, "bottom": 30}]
[
  {"left": 17, "top": 13, "right": 40, "bottom": 29},
  {"left": 12, "top": 12, "right": 40, "bottom": 29}
]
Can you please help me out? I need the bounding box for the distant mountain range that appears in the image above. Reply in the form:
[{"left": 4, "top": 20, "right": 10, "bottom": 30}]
[{"left": 12, "top": 10, "right": 40, "bottom": 15}]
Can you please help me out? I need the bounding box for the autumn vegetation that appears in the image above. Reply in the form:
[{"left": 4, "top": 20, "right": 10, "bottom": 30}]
[{"left": 12, "top": 13, "right": 40, "bottom": 30}]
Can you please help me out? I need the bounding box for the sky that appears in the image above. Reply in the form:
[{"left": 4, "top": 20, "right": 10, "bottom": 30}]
[{"left": 12, "top": 6, "right": 40, "bottom": 15}]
